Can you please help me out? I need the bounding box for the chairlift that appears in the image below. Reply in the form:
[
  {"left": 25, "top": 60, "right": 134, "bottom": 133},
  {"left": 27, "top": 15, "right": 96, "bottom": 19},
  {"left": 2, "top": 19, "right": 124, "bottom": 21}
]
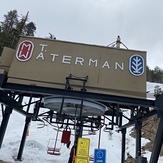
[
  {"left": 47, "top": 138, "right": 62, "bottom": 155},
  {"left": 47, "top": 127, "right": 62, "bottom": 155}
]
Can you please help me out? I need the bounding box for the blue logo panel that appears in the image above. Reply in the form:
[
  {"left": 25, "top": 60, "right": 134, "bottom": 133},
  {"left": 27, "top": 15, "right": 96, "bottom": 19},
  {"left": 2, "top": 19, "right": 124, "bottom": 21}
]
[
  {"left": 94, "top": 149, "right": 106, "bottom": 163},
  {"left": 129, "top": 54, "right": 144, "bottom": 76}
]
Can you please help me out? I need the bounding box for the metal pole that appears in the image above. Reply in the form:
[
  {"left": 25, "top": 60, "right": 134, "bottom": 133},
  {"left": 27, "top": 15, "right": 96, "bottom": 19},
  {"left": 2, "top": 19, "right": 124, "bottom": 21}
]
[
  {"left": 149, "top": 117, "right": 163, "bottom": 163},
  {"left": 121, "top": 128, "right": 126, "bottom": 163},
  {"left": 98, "top": 126, "right": 102, "bottom": 149},
  {"left": 53, "top": 126, "right": 59, "bottom": 153},
  {"left": 135, "top": 120, "right": 142, "bottom": 162},
  {"left": 77, "top": 100, "right": 84, "bottom": 139},
  {"left": 17, "top": 117, "right": 31, "bottom": 160},
  {"left": 0, "top": 106, "right": 12, "bottom": 148},
  {"left": 79, "top": 100, "right": 84, "bottom": 138}
]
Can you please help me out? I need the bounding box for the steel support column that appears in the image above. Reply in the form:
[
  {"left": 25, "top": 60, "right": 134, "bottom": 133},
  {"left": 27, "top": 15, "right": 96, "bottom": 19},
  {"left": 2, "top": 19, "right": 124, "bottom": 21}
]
[
  {"left": 149, "top": 94, "right": 163, "bottom": 163},
  {"left": 0, "top": 106, "right": 13, "bottom": 148},
  {"left": 135, "top": 120, "right": 142, "bottom": 162},
  {"left": 17, "top": 117, "right": 31, "bottom": 161},
  {"left": 121, "top": 128, "right": 126, "bottom": 163},
  {"left": 149, "top": 117, "right": 163, "bottom": 163},
  {"left": 76, "top": 100, "right": 84, "bottom": 140}
]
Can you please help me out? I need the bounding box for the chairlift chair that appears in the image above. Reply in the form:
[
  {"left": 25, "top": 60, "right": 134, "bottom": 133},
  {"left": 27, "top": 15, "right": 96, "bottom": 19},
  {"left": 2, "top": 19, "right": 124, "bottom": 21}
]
[
  {"left": 47, "top": 126, "right": 62, "bottom": 155},
  {"left": 47, "top": 138, "right": 62, "bottom": 155}
]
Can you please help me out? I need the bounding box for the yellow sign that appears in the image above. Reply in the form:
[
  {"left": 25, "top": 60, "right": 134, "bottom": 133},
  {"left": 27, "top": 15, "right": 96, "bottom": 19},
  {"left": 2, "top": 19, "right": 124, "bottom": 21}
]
[
  {"left": 76, "top": 138, "right": 90, "bottom": 158},
  {"left": 76, "top": 157, "right": 89, "bottom": 163}
]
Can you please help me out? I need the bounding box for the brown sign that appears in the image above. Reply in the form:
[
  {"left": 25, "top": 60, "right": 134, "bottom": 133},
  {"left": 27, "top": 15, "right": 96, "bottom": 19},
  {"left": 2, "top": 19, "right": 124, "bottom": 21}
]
[{"left": 7, "top": 36, "right": 146, "bottom": 98}]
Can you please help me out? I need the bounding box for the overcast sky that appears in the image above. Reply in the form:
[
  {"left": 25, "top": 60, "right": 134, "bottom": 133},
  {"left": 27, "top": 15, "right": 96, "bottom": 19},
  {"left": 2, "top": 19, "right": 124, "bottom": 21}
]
[{"left": 1, "top": 0, "right": 163, "bottom": 69}]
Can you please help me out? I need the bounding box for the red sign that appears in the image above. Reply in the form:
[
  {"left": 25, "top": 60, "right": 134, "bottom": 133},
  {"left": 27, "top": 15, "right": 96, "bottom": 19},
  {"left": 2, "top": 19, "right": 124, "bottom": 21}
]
[
  {"left": 16, "top": 40, "right": 34, "bottom": 61},
  {"left": 61, "top": 130, "right": 71, "bottom": 144}
]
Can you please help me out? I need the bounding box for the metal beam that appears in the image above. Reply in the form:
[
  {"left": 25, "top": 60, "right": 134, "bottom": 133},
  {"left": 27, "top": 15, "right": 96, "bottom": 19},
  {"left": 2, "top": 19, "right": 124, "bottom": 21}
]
[
  {"left": 0, "top": 107, "right": 12, "bottom": 148},
  {"left": 0, "top": 90, "right": 33, "bottom": 117},
  {"left": 121, "top": 128, "right": 126, "bottom": 163},
  {"left": 0, "top": 90, "right": 22, "bottom": 109},
  {"left": 17, "top": 117, "right": 31, "bottom": 161},
  {"left": 2, "top": 83, "right": 155, "bottom": 107},
  {"left": 118, "top": 109, "right": 157, "bottom": 130},
  {"left": 135, "top": 120, "right": 142, "bottom": 159}
]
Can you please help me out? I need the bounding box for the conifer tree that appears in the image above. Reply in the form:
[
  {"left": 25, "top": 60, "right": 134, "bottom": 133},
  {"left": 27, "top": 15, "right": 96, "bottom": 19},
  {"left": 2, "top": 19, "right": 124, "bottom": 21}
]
[{"left": 0, "top": 10, "right": 36, "bottom": 55}]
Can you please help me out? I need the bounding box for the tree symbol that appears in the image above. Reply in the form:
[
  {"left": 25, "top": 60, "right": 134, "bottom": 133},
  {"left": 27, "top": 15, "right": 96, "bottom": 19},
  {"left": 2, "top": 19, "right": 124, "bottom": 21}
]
[{"left": 129, "top": 55, "right": 144, "bottom": 76}]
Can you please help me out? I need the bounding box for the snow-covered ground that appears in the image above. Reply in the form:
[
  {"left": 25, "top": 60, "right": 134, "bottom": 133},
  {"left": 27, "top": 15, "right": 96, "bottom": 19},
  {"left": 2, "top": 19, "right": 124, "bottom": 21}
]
[{"left": 0, "top": 82, "right": 163, "bottom": 163}]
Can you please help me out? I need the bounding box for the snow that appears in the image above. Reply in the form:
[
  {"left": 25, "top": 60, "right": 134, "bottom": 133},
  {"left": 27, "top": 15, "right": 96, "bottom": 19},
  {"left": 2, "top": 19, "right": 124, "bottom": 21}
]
[
  {"left": 0, "top": 82, "right": 163, "bottom": 163},
  {"left": 147, "top": 82, "right": 163, "bottom": 93}
]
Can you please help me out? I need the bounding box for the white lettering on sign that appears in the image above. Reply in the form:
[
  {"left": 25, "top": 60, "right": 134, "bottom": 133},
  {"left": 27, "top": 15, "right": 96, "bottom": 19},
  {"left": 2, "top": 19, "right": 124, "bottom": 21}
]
[
  {"left": 35, "top": 53, "right": 125, "bottom": 70},
  {"left": 115, "top": 62, "right": 124, "bottom": 70},
  {"left": 40, "top": 44, "right": 47, "bottom": 51},
  {"left": 36, "top": 44, "right": 48, "bottom": 60},
  {"left": 36, "top": 52, "right": 44, "bottom": 60},
  {"left": 62, "top": 55, "right": 72, "bottom": 64},
  {"left": 34, "top": 43, "right": 127, "bottom": 71},
  {"left": 89, "top": 59, "right": 98, "bottom": 67},
  {"left": 102, "top": 61, "right": 110, "bottom": 69},
  {"left": 50, "top": 54, "right": 59, "bottom": 61},
  {"left": 75, "top": 57, "right": 84, "bottom": 65}
]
